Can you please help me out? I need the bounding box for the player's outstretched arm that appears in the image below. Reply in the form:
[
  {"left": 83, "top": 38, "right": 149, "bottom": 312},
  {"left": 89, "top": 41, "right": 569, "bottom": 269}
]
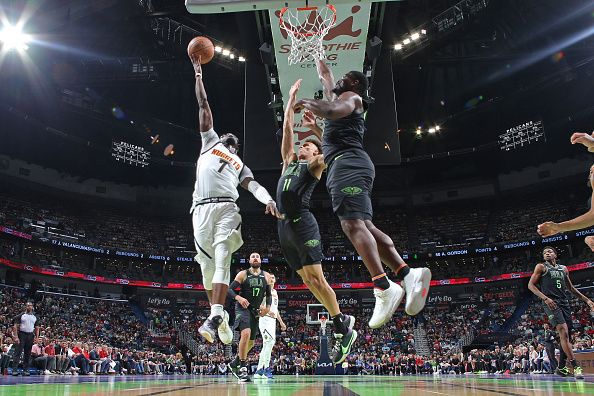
[
  {"left": 294, "top": 91, "right": 361, "bottom": 120},
  {"left": 316, "top": 59, "right": 336, "bottom": 101},
  {"left": 239, "top": 166, "right": 282, "bottom": 218},
  {"left": 281, "top": 79, "right": 302, "bottom": 171},
  {"left": 528, "top": 263, "right": 558, "bottom": 310},
  {"left": 563, "top": 267, "right": 594, "bottom": 311},
  {"left": 191, "top": 56, "right": 213, "bottom": 133},
  {"left": 570, "top": 131, "right": 594, "bottom": 152},
  {"left": 538, "top": 170, "right": 594, "bottom": 236}
]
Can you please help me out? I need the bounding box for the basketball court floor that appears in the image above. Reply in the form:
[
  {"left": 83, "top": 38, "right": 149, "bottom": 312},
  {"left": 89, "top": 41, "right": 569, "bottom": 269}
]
[{"left": 1, "top": 374, "right": 593, "bottom": 395}]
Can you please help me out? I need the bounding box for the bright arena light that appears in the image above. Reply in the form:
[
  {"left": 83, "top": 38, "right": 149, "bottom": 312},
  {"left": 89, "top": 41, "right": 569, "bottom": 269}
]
[
  {"left": 428, "top": 128, "right": 436, "bottom": 133},
  {"left": 214, "top": 46, "right": 222, "bottom": 53},
  {"left": 0, "top": 24, "right": 30, "bottom": 52},
  {"left": 394, "top": 44, "right": 403, "bottom": 50},
  {"left": 238, "top": 56, "right": 246, "bottom": 62},
  {"left": 222, "top": 49, "right": 230, "bottom": 56},
  {"left": 403, "top": 38, "right": 411, "bottom": 45},
  {"left": 411, "top": 32, "right": 420, "bottom": 41},
  {"left": 229, "top": 53, "right": 235, "bottom": 59}
]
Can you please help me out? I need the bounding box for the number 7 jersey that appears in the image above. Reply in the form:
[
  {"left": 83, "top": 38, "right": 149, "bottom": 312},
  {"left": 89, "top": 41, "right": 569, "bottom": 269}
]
[{"left": 192, "top": 129, "right": 247, "bottom": 206}]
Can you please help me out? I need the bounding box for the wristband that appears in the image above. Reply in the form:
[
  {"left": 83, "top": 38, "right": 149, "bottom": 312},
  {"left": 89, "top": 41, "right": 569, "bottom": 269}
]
[{"left": 195, "top": 73, "right": 202, "bottom": 79}]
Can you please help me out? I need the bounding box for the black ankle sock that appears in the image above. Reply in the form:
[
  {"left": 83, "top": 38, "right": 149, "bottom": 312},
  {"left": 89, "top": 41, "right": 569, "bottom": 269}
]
[
  {"left": 395, "top": 265, "right": 410, "bottom": 281},
  {"left": 570, "top": 359, "right": 578, "bottom": 368},
  {"left": 332, "top": 313, "right": 347, "bottom": 335},
  {"left": 373, "top": 274, "right": 390, "bottom": 290},
  {"left": 240, "top": 360, "right": 247, "bottom": 367},
  {"left": 231, "top": 356, "right": 240, "bottom": 367}
]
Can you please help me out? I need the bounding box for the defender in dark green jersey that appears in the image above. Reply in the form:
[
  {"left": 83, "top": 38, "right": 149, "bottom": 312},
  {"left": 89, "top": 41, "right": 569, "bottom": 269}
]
[
  {"left": 528, "top": 246, "right": 594, "bottom": 379},
  {"left": 278, "top": 79, "right": 356, "bottom": 367},
  {"left": 227, "top": 252, "right": 272, "bottom": 382}
]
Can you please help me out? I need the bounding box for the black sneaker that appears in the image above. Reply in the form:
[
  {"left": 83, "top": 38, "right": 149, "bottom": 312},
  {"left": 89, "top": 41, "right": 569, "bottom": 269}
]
[
  {"left": 555, "top": 366, "right": 570, "bottom": 377},
  {"left": 228, "top": 359, "right": 240, "bottom": 379},
  {"left": 332, "top": 328, "right": 358, "bottom": 365},
  {"left": 343, "top": 315, "right": 356, "bottom": 331},
  {"left": 238, "top": 366, "right": 250, "bottom": 383},
  {"left": 199, "top": 316, "right": 221, "bottom": 343}
]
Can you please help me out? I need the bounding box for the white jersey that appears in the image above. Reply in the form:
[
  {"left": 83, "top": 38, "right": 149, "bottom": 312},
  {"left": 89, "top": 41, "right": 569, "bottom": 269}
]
[
  {"left": 269, "top": 289, "right": 279, "bottom": 316},
  {"left": 191, "top": 129, "right": 252, "bottom": 208}
]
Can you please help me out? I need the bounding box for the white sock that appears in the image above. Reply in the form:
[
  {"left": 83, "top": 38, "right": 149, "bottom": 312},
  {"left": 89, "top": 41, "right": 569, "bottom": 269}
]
[{"left": 209, "top": 304, "right": 224, "bottom": 320}]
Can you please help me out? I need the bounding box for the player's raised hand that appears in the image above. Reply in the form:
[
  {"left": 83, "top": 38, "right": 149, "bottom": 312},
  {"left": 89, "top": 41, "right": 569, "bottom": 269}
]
[
  {"left": 265, "top": 200, "right": 283, "bottom": 219},
  {"left": 289, "top": 79, "right": 302, "bottom": 99},
  {"left": 190, "top": 55, "right": 203, "bottom": 75},
  {"left": 293, "top": 100, "right": 306, "bottom": 114},
  {"left": 302, "top": 110, "right": 317, "bottom": 130},
  {"left": 236, "top": 296, "right": 250, "bottom": 309},
  {"left": 537, "top": 221, "right": 561, "bottom": 237},
  {"left": 570, "top": 132, "right": 594, "bottom": 151}
]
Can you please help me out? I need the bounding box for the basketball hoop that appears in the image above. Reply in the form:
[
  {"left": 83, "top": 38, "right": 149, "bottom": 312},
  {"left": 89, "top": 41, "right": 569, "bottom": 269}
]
[
  {"left": 279, "top": 5, "right": 337, "bottom": 65},
  {"left": 319, "top": 316, "right": 328, "bottom": 335}
]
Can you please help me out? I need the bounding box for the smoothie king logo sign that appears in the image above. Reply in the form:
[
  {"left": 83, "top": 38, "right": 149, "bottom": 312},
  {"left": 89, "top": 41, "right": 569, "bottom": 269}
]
[{"left": 270, "top": 4, "right": 371, "bottom": 146}]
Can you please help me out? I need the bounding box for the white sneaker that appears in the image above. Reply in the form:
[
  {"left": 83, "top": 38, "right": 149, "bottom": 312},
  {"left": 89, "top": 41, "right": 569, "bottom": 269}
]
[
  {"left": 402, "top": 267, "right": 432, "bottom": 316},
  {"left": 217, "top": 310, "right": 233, "bottom": 345},
  {"left": 368, "top": 279, "right": 405, "bottom": 329},
  {"left": 44, "top": 370, "right": 51, "bottom": 375}
]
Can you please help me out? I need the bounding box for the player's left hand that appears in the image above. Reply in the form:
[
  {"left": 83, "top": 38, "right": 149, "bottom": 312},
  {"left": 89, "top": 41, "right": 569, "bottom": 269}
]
[
  {"left": 190, "top": 55, "right": 203, "bottom": 74},
  {"left": 265, "top": 201, "right": 283, "bottom": 219},
  {"left": 537, "top": 222, "right": 561, "bottom": 237},
  {"left": 293, "top": 100, "right": 306, "bottom": 114},
  {"left": 280, "top": 323, "right": 287, "bottom": 331},
  {"left": 289, "top": 79, "right": 302, "bottom": 98},
  {"left": 259, "top": 306, "right": 270, "bottom": 317},
  {"left": 302, "top": 110, "right": 318, "bottom": 130}
]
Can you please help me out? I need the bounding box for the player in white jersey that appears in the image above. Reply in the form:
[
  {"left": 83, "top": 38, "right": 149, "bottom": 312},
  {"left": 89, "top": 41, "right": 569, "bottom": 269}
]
[
  {"left": 254, "top": 273, "right": 286, "bottom": 379},
  {"left": 190, "top": 56, "right": 282, "bottom": 345}
]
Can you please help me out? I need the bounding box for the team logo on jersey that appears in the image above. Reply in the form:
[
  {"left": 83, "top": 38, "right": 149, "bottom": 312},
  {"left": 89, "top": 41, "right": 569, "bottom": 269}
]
[
  {"left": 341, "top": 186, "right": 362, "bottom": 196},
  {"left": 305, "top": 239, "right": 320, "bottom": 248},
  {"left": 548, "top": 314, "right": 555, "bottom": 320}
]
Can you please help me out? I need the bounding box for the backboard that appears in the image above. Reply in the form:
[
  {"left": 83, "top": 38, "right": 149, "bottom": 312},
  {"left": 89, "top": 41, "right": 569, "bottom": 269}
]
[{"left": 186, "top": 0, "right": 397, "bottom": 14}]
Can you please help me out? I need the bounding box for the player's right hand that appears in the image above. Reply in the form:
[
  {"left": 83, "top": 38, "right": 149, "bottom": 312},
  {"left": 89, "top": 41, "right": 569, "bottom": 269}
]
[
  {"left": 537, "top": 222, "right": 560, "bottom": 237},
  {"left": 544, "top": 298, "right": 558, "bottom": 311},
  {"left": 265, "top": 201, "right": 283, "bottom": 219},
  {"left": 236, "top": 296, "right": 250, "bottom": 309},
  {"left": 302, "top": 110, "right": 317, "bottom": 130},
  {"left": 191, "top": 55, "right": 203, "bottom": 74},
  {"left": 570, "top": 132, "right": 594, "bottom": 150},
  {"left": 585, "top": 236, "right": 594, "bottom": 252}
]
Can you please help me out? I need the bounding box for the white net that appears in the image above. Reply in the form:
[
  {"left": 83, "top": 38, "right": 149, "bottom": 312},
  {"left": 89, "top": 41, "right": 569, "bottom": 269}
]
[{"left": 279, "top": 5, "right": 337, "bottom": 65}]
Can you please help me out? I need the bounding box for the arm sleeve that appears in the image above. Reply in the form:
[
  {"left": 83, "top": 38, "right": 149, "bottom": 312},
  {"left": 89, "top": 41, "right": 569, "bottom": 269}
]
[
  {"left": 265, "top": 284, "right": 272, "bottom": 307},
  {"left": 227, "top": 280, "right": 241, "bottom": 299},
  {"left": 247, "top": 179, "right": 274, "bottom": 205},
  {"left": 200, "top": 129, "right": 219, "bottom": 152}
]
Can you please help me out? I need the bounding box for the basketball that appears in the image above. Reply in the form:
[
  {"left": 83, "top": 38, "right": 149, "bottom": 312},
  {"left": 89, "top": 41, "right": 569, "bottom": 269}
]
[{"left": 187, "top": 36, "right": 215, "bottom": 64}]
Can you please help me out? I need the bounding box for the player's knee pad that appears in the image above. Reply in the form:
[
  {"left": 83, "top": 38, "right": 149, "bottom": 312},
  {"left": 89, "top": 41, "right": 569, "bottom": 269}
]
[
  {"left": 198, "top": 257, "right": 215, "bottom": 290},
  {"left": 212, "top": 241, "right": 232, "bottom": 286}
]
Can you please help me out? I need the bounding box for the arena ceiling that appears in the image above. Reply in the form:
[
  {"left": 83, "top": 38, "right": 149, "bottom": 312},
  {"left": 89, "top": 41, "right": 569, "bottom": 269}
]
[{"left": 0, "top": 0, "right": 593, "bottom": 188}]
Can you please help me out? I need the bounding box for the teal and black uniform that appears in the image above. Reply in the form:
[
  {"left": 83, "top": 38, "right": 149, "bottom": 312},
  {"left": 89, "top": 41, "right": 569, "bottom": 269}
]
[
  {"left": 233, "top": 269, "right": 268, "bottom": 340},
  {"left": 276, "top": 160, "right": 323, "bottom": 270},
  {"left": 539, "top": 262, "right": 572, "bottom": 329},
  {"left": 323, "top": 110, "right": 374, "bottom": 221}
]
